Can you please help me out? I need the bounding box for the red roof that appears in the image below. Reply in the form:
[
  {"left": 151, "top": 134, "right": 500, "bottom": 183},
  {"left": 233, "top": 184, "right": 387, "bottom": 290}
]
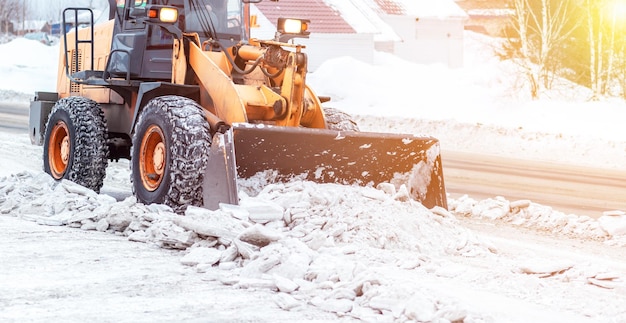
[
  {"left": 374, "top": 0, "right": 405, "bottom": 15},
  {"left": 255, "top": 0, "right": 355, "bottom": 34}
]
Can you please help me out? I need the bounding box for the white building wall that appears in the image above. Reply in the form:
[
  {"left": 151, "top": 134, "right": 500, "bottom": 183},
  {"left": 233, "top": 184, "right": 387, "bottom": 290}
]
[
  {"left": 290, "top": 33, "right": 375, "bottom": 72},
  {"left": 383, "top": 15, "right": 465, "bottom": 68},
  {"left": 250, "top": 4, "right": 377, "bottom": 71}
]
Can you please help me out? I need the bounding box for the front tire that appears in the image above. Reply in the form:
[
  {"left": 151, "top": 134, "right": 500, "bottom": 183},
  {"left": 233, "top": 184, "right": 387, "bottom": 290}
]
[
  {"left": 131, "top": 96, "right": 211, "bottom": 214},
  {"left": 43, "top": 97, "right": 108, "bottom": 192}
]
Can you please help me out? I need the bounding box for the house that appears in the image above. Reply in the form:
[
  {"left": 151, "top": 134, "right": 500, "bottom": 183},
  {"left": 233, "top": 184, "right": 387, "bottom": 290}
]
[
  {"left": 252, "top": 0, "right": 468, "bottom": 69},
  {"left": 324, "top": 0, "right": 401, "bottom": 53},
  {"left": 363, "top": 0, "right": 469, "bottom": 68},
  {"left": 11, "top": 20, "right": 50, "bottom": 35},
  {"left": 50, "top": 22, "right": 73, "bottom": 36},
  {"left": 456, "top": 0, "right": 515, "bottom": 37},
  {"left": 1, "top": 19, "right": 14, "bottom": 34},
  {"left": 251, "top": 0, "right": 382, "bottom": 71},
  {"left": 49, "top": 8, "right": 110, "bottom": 36}
]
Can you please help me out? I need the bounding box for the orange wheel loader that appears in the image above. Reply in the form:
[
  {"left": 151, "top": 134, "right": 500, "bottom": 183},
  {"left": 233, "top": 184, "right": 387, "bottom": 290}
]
[{"left": 28, "top": 0, "right": 447, "bottom": 213}]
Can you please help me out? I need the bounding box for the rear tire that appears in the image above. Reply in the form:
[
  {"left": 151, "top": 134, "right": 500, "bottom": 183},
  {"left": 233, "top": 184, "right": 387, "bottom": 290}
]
[
  {"left": 131, "top": 96, "right": 211, "bottom": 214},
  {"left": 43, "top": 97, "right": 108, "bottom": 192},
  {"left": 323, "top": 107, "right": 359, "bottom": 131}
]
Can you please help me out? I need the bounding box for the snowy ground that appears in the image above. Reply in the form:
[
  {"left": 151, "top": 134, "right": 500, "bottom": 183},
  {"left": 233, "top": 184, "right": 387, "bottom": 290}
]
[{"left": 1, "top": 33, "right": 626, "bottom": 322}]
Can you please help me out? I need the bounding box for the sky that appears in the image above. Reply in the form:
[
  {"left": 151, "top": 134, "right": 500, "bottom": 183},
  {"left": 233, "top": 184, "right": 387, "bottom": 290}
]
[
  {"left": 1, "top": 26, "right": 626, "bottom": 323},
  {"left": 25, "top": 0, "right": 105, "bottom": 22}
]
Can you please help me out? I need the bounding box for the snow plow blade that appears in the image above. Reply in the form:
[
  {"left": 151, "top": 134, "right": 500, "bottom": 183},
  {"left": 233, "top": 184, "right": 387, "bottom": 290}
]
[{"left": 230, "top": 124, "right": 447, "bottom": 209}]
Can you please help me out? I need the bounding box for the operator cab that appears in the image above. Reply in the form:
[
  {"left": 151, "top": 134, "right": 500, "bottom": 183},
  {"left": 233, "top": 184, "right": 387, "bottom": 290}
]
[
  {"left": 107, "top": 0, "right": 247, "bottom": 81},
  {"left": 184, "top": 0, "right": 246, "bottom": 46}
]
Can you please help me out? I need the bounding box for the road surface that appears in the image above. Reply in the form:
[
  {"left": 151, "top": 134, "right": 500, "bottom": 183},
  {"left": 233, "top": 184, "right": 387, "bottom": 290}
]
[
  {"left": 442, "top": 151, "right": 626, "bottom": 218},
  {"left": 0, "top": 101, "right": 28, "bottom": 133}
]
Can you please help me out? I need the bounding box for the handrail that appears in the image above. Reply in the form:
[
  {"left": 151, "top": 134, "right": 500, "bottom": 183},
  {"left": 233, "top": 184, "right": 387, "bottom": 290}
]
[{"left": 61, "top": 8, "right": 95, "bottom": 85}]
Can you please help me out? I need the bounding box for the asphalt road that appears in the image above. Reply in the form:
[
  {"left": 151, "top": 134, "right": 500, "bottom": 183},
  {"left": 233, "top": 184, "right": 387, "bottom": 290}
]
[
  {"left": 0, "top": 103, "right": 623, "bottom": 218},
  {"left": 0, "top": 101, "right": 28, "bottom": 133},
  {"left": 443, "top": 150, "right": 626, "bottom": 218}
]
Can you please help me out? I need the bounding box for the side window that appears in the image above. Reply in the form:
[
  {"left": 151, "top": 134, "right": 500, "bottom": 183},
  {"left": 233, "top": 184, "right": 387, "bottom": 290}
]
[
  {"left": 148, "top": 25, "right": 173, "bottom": 48},
  {"left": 116, "top": 0, "right": 125, "bottom": 19},
  {"left": 122, "top": 0, "right": 148, "bottom": 30}
]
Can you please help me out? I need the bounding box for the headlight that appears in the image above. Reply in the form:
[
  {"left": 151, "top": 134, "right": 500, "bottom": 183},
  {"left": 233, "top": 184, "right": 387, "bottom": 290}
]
[
  {"left": 158, "top": 7, "right": 178, "bottom": 23},
  {"left": 277, "top": 18, "right": 310, "bottom": 35}
]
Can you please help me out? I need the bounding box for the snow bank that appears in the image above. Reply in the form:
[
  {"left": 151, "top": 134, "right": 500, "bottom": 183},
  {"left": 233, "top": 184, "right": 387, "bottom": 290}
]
[
  {"left": 0, "top": 38, "right": 59, "bottom": 94},
  {"left": 451, "top": 195, "right": 626, "bottom": 244},
  {"left": 308, "top": 32, "right": 626, "bottom": 143}
]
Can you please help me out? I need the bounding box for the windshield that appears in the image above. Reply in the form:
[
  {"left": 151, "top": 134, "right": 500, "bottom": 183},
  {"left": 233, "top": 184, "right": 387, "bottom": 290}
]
[{"left": 184, "top": 0, "right": 244, "bottom": 41}]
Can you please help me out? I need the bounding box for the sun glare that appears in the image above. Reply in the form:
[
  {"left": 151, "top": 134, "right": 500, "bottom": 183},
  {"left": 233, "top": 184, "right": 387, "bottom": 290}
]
[
  {"left": 612, "top": 0, "right": 626, "bottom": 23},
  {"left": 609, "top": 0, "right": 626, "bottom": 45}
]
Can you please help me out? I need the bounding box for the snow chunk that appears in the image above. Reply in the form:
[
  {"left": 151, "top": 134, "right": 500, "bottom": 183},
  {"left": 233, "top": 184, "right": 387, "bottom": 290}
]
[
  {"left": 180, "top": 247, "right": 222, "bottom": 266},
  {"left": 240, "top": 197, "right": 285, "bottom": 224},
  {"left": 518, "top": 260, "right": 574, "bottom": 277},
  {"left": 237, "top": 224, "right": 283, "bottom": 247},
  {"left": 598, "top": 214, "right": 626, "bottom": 236}
]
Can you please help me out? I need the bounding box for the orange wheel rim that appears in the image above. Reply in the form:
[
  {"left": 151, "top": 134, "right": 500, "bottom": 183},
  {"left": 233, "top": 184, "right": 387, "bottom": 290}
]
[
  {"left": 140, "top": 125, "right": 166, "bottom": 191},
  {"left": 48, "top": 121, "right": 70, "bottom": 179}
]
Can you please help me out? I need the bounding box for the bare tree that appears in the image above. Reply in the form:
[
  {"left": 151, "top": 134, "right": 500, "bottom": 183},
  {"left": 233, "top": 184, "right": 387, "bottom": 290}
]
[
  {"left": 618, "top": 50, "right": 626, "bottom": 99},
  {"left": 585, "top": 0, "right": 603, "bottom": 99},
  {"left": 581, "top": 0, "right": 626, "bottom": 99},
  {"left": 507, "top": 0, "right": 576, "bottom": 99},
  {"left": 36, "top": 2, "right": 67, "bottom": 23},
  {"left": 602, "top": 1, "right": 626, "bottom": 98},
  {"left": 511, "top": 0, "right": 539, "bottom": 98},
  {"left": 617, "top": 21, "right": 626, "bottom": 99},
  {"left": 23, "top": 0, "right": 102, "bottom": 23},
  {"left": 0, "top": 0, "right": 21, "bottom": 34}
]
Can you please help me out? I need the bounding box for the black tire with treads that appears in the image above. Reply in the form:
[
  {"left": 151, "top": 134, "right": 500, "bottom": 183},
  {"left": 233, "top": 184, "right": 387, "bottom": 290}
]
[
  {"left": 43, "top": 96, "right": 108, "bottom": 192},
  {"left": 131, "top": 96, "right": 211, "bottom": 214}
]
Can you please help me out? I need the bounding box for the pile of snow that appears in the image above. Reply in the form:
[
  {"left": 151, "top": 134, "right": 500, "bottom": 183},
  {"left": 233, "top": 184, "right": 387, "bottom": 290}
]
[
  {"left": 2, "top": 167, "right": 626, "bottom": 320},
  {"left": 451, "top": 196, "right": 626, "bottom": 244},
  {"left": 0, "top": 171, "right": 494, "bottom": 321},
  {"left": 0, "top": 38, "right": 58, "bottom": 95}
]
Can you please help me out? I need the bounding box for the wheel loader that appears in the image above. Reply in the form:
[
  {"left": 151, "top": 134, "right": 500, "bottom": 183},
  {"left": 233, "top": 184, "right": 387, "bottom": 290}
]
[{"left": 29, "top": 0, "right": 447, "bottom": 213}]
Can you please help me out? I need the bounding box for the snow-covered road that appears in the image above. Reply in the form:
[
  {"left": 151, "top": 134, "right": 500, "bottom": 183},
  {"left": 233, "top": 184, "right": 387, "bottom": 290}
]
[{"left": 0, "top": 215, "right": 341, "bottom": 322}]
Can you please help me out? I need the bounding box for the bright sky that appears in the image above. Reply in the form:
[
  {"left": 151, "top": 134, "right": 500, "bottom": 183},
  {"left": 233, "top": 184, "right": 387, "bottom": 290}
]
[{"left": 27, "top": 0, "right": 108, "bottom": 21}]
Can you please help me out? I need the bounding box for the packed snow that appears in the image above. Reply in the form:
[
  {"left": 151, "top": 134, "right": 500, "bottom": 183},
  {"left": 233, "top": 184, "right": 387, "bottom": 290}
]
[{"left": 1, "top": 31, "right": 626, "bottom": 322}]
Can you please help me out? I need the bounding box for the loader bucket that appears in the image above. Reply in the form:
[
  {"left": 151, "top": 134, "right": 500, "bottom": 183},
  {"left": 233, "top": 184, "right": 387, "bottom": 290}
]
[{"left": 229, "top": 124, "right": 447, "bottom": 209}]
